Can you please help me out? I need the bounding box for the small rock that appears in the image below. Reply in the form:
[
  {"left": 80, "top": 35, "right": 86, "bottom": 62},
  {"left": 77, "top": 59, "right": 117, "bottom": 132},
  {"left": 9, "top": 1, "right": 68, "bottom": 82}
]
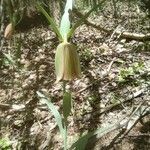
[{"left": 120, "top": 39, "right": 126, "bottom": 44}]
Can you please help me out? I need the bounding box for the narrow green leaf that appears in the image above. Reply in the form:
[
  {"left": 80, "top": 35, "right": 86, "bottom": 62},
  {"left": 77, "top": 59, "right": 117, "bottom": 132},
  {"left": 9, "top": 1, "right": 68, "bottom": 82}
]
[
  {"left": 36, "top": 91, "right": 64, "bottom": 136},
  {"left": 68, "top": 0, "right": 106, "bottom": 38},
  {"left": 60, "top": 0, "right": 73, "bottom": 41},
  {"left": 36, "top": 2, "right": 63, "bottom": 41},
  {"left": 70, "top": 118, "right": 123, "bottom": 150},
  {"left": 63, "top": 92, "right": 72, "bottom": 119},
  {"left": 64, "top": 0, "right": 73, "bottom": 11},
  {"left": 60, "top": 11, "right": 70, "bottom": 41}
]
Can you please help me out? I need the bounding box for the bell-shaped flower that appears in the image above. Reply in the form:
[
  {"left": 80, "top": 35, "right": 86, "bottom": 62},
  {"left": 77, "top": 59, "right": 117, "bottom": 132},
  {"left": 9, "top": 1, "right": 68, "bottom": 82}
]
[{"left": 55, "top": 42, "right": 81, "bottom": 82}]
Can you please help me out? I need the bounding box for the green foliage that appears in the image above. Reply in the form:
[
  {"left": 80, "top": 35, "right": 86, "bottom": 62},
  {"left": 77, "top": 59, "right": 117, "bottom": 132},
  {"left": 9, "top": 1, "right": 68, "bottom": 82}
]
[
  {"left": 36, "top": 91, "right": 64, "bottom": 136},
  {"left": 2, "top": 50, "right": 22, "bottom": 70},
  {"left": 3, "top": 53, "right": 16, "bottom": 67},
  {"left": 37, "top": 91, "right": 69, "bottom": 150},
  {"left": 0, "top": 138, "right": 11, "bottom": 150},
  {"left": 14, "top": 38, "right": 22, "bottom": 66},
  {"left": 4, "top": 0, "right": 26, "bottom": 25},
  {"left": 36, "top": 2, "right": 63, "bottom": 41},
  {"left": 37, "top": 91, "right": 122, "bottom": 150},
  {"left": 37, "top": 0, "right": 106, "bottom": 41},
  {"left": 70, "top": 120, "right": 121, "bottom": 150},
  {"left": 80, "top": 48, "right": 93, "bottom": 64},
  {"left": 36, "top": 1, "right": 115, "bottom": 149},
  {"left": 37, "top": 0, "right": 74, "bottom": 42},
  {"left": 118, "top": 62, "right": 144, "bottom": 82},
  {"left": 110, "top": 93, "right": 120, "bottom": 104}
]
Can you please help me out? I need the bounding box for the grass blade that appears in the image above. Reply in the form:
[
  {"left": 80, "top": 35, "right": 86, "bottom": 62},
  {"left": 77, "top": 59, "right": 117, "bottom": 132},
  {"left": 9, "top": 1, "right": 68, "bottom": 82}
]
[
  {"left": 36, "top": 2, "right": 63, "bottom": 41},
  {"left": 68, "top": 0, "right": 106, "bottom": 38},
  {"left": 36, "top": 91, "right": 64, "bottom": 136},
  {"left": 70, "top": 118, "right": 122, "bottom": 150}
]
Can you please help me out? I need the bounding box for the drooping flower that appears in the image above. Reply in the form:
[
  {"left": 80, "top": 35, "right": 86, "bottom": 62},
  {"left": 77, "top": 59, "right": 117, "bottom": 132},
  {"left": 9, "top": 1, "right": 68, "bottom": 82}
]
[{"left": 55, "top": 42, "right": 81, "bottom": 82}]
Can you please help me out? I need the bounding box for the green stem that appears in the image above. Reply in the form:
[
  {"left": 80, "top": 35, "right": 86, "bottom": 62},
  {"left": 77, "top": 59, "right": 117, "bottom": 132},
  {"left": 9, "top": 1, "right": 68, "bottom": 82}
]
[
  {"left": 62, "top": 80, "right": 67, "bottom": 150},
  {"left": 64, "top": 121, "right": 68, "bottom": 150},
  {"left": 63, "top": 80, "right": 67, "bottom": 93}
]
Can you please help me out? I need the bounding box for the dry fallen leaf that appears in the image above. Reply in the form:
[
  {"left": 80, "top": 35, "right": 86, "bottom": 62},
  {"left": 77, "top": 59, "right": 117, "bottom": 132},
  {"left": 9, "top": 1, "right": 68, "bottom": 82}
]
[{"left": 4, "top": 23, "right": 14, "bottom": 39}]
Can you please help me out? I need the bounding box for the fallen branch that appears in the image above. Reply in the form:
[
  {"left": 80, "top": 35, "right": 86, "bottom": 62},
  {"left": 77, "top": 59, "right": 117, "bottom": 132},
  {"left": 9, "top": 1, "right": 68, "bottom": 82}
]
[
  {"left": 77, "top": 57, "right": 116, "bottom": 94},
  {"left": 80, "top": 84, "right": 150, "bottom": 120},
  {"left": 0, "top": 103, "right": 25, "bottom": 112},
  {"left": 73, "top": 8, "right": 150, "bottom": 41},
  {"left": 100, "top": 85, "right": 149, "bottom": 114},
  {"left": 117, "top": 106, "right": 149, "bottom": 143},
  {"left": 0, "top": 103, "right": 11, "bottom": 110},
  {"left": 70, "top": 105, "right": 149, "bottom": 149}
]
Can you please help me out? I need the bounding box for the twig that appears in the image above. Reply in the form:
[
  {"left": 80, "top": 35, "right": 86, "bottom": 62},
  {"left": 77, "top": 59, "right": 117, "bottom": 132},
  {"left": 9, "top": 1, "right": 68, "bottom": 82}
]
[
  {"left": 100, "top": 104, "right": 149, "bottom": 149},
  {"left": 81, "top": 84, "right": 150, "bottom": 119},
  {"left": 71, "top": 105, "right": 149, "bottom": 149},
  {"left": 0, "top": 103, "right": 11, "bottom": 110},
  {"left": 116, "top": 104, "right": 149, "bottom": 144},
  {"left": 104, "top": 85, "right": 149, "bottom": 113},
  {"left": 77, "top": 57, "right": 116, "bottom": 94},
  {"left": 106, "top": 57, "right": 116, "bottom": 74},
  {"left": 73, "top": 8, "right": 150, "bottom": 41},
  {"left": 108, "top": 25, "right": 122, "bottom": 43},
  {"left": 0, "top": 103, "right": 25, "bottom": 112}
]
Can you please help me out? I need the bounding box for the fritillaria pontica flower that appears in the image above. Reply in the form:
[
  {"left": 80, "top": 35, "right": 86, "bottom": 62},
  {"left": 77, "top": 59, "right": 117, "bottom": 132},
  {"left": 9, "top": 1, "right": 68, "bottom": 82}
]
[{"left": 55, "top": 42, "right": 81, "bottom": 82}]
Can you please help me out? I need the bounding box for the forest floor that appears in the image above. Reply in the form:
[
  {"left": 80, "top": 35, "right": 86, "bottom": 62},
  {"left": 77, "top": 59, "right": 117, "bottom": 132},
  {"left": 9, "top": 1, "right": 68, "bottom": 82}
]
[{"left": 0, "top": 1, "right": 150, "bottom": 150}]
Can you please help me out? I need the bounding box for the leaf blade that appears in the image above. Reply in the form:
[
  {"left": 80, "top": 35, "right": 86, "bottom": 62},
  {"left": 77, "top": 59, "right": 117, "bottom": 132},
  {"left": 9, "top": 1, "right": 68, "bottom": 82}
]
[
  {"left": 36, "top": 2, "right": 63, "bottom": 41},
  {"left": 36, "top": 91, "right": 64, "bottom": 136},
  {"left": 60, "top": 0, "right": 73, "bottom": 41}
]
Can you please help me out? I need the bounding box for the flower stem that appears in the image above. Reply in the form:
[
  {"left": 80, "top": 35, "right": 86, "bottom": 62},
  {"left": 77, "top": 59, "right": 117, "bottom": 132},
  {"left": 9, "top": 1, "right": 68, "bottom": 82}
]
[
  {"left": 62, "top": 80, "right": 67, "bottom": 150},
  {"left": 63, "top": 80, "right": 67, "bottom": 93}
]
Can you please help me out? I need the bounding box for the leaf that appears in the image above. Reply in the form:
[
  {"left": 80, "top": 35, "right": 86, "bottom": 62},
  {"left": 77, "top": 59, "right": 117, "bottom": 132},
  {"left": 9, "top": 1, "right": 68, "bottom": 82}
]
[
  {"left": 36, "top": 91, "right": 64, "bottom": 136},
  {"left": 64, "top": 0, "right": 73, "bottom": 11},
  {"left": 60, "top": 12, "right": 70, "bottom": 41},
  {"left": 3, "top": 53, "right": 16, "bottom": 66},
  {"left": 60, "top": 0, "right": 73, "bottom": 41},
  {"left": 68, "top": 0, "right": 106, "bottom": 38},
  {"left": 63, "top": 92, "right": 72, "bottom": 119},
  {"left": 70, "top": 121, "right": 120, "bottom": 150},
  {"left": 0, "top": 137, "right": 11, "bottom": 149},
  {"left": 36, "top": 2, "right": 63, "bottom": 41}
]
